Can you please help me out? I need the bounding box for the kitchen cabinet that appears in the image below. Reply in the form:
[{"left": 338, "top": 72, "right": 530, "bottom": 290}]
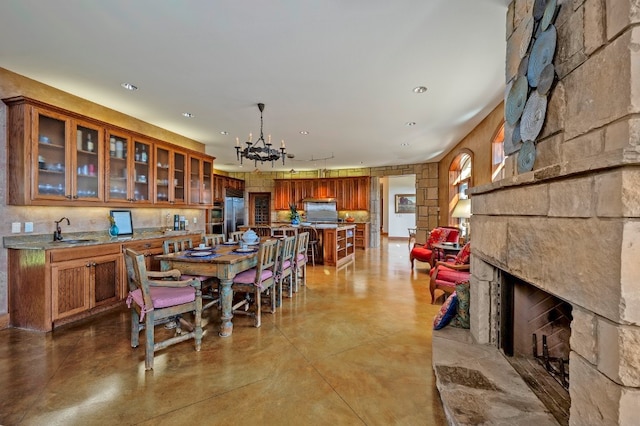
[
  {"left": 213, "top": 174, "right": 245, "bottom": 201},
  {"left": 8, "top": 243, "right": 123, "bottom": 331},
  {"left": 274, "top": 177, "right": 370, "bottom": 211},
  {"left": 190, "top": 156, "right": 214, "bottom": 205},
  {"left": 7, "top": 101, "right": 105, "bottom": 204},
  {"left": 354, "top": 222, "right": 369, "bottom": 249},
  {"left": 123, "top": 238, "right": 165, "bottom": 272},
  {"left": 155, "top": 145, "right": 187, "bottom": 205},
  {"left": 4, "top": 96, "right": 215, "bottom": 208},
  {"left": 322, "top": 225, "right": 356, "bottom": 267},
  {"left": 106, "top": 131, "right": 154, "bottom": 204}
]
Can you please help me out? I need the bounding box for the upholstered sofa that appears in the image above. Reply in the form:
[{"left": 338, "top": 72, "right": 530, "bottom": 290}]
[
  {"left": 429, "top": 242, "right": 471, "bottom": 303},
  {"left": 409, "top": 226, "right": 460, "bottom": 268}
]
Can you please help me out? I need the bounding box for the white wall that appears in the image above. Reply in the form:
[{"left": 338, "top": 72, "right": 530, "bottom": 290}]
[{"left": 385, "top": 175, "right": 416, "bottom": 238}]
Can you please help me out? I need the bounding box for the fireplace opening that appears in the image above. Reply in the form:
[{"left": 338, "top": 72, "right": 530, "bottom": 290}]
[{"left": 499, "top": 272, "right": 572, "bottom": 426}]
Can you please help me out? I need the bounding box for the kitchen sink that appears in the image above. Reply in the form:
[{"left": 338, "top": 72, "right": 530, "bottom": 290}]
[{"left": 56, "top": 239, "right": 98, "bottom": 244}]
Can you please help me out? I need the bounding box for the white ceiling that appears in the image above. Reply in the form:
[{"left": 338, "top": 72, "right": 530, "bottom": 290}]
[{"left": 0, "top": 0, "right": 509, "bottom": 173}]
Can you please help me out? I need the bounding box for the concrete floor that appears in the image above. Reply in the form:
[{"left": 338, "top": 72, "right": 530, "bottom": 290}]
[{"left": 0, "top": 237, "right": 447, "bottom": 425}]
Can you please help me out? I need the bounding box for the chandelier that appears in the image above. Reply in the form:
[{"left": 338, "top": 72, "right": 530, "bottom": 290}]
[{"left": 235, "top": 103, "right": 286, "bottom": 166}]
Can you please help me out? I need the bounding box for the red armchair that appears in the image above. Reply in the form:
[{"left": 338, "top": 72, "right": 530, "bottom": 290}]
[
  {"left": 410, "top": 226, "right": 459, "bottom": 268},
  {"left": 429, "top": 242, "right": 470, "bottom": 303}
]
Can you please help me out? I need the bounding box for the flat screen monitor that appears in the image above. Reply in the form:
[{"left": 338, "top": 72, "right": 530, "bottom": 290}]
[{"left": 110, "top": 210, "right": 134, "bottom": 236}]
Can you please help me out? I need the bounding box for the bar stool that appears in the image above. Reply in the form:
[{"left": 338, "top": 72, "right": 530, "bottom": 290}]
[{"left": 301, "top": 226, "right": 319, "bottom": 267}]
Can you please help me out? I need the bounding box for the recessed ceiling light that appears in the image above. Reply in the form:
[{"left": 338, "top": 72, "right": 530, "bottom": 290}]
[
  {"left": 182, "top": 112, "right": 195, "bottom": 118},
  {"left": 405, "top": 121, "right": 416, "bottom": 126},
  {"left": 401, "top": 142, "right": 409, "bottom": 146},
  {"left": 413, "top": 86, "right": 427, "bottom": 93},
  {"left": 220, "top": 131, "right": 229, "bottom": 135},
  {"left": 299, "top": 131, "right": 309, "bottom": 135},
  {"left": 121, "top": 82, "right": 138, "bottom": 91}
]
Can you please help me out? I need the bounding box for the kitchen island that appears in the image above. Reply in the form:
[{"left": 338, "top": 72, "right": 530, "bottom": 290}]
[{"left": 319, "top": 225, "right": 356, "bottom": 267}]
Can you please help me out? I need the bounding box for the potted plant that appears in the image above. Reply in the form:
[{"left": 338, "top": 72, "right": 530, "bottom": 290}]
[{"left": 288, "top": 203, "right": 300, "bottom": 225}]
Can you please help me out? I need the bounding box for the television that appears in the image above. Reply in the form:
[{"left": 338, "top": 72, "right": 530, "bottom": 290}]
[{"left": 109, "top": 210, "right": 134, "bottom": 236}]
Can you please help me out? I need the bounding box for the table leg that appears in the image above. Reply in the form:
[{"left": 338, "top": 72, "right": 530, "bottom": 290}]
[{"left": 219, "top": 277, "right": 234, "bottom": 337}]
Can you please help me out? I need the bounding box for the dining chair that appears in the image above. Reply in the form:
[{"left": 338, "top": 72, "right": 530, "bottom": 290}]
[
  {"left": 124, "top": 248, "right": 203, "bottom": 370},
  {"left": 271, "top": 225, "right": 298, "bottom": 238},
  {"left": 231, "top": 238, "right": 280, "bottom": 327},
  {"left": 429, "top": 242, "right": 471, "bottom": 303},
  {"left": 229, "top": 231, "right": 244, "bottom": 242},
  {"left": 293, "top": 231, "right": 310, "bottom": 291},
  {"left": 408, "top": 227, "right": 417, "bottom": 251},
  {"left": 254, "top": 225, "right": 272, "bottom": 237},
  {"left": 163, "top": 238, "right": 219, "bottom": 311},
  {"left": 202, "top": 233, "right": 225, "bottom": 247},
  {"left": 275, "top": 235, "right": 297, "bottom": 303}
]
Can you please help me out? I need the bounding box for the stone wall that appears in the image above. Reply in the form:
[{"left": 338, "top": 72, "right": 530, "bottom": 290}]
[{"left": 470, "top": 1, "right": 640, "bottom": 424}]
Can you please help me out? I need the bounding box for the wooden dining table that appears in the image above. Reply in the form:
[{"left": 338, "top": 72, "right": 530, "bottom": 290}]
[{"left": 155, "top": 242, "right": 259, "bottom": 337}]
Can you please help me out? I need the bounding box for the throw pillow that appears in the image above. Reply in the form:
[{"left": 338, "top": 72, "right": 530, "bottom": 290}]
[
  {"left": 454, "top": 242, "right": 471, "bottom": 265},
  {"left": 426, "top": 228, "right": 449, "bottom": 248},
  {"left": 433, "top": 292, "right": 458, "bottom": 330},
  {"left": 450, "top": 281, "right": 470, "bottom": 329}
]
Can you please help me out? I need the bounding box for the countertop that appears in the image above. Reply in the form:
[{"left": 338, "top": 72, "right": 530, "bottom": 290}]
[{"left": 3, "top": 228, "right": 202, "bottom": 250}]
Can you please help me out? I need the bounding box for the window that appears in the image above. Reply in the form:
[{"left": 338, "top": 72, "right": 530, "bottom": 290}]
[
  {"left": 492, "top": 123, "right": 506, "bottom": 182},
  {"left": 449, "top": 151, "right": 472, "bottom": 237}
]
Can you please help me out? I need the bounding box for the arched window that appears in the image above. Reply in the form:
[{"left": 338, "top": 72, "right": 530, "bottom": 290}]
[
  {"left": 448, "top": 151, "right": 472, "bottom": 239},
  {"left": 492, "top": 123, "right": 506, "bottom": 182}
]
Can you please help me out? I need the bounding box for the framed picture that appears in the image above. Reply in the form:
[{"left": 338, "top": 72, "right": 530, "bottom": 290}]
[
  {"left": 110, "top": 210, "right": 134, "bottom": 236},
  {"left": 395, "top": 194, "right": 416, "bottom": 214}
]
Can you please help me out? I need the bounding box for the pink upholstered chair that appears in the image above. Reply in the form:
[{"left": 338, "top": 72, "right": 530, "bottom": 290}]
[
  {"left": 124, "top": 248, "right": 203, "bottom": 370},
  {"left": 410, "top": 226, "right": 460, "bottom": 268},
  {"left": 275, "top": 235, "right": 297, "bottom": 303},
  {"left": 231, "top": 238, "right": 280, "bottom": 327},
  {"left": 293, "top": 231, "right": 310, "bottom": 291},
  {"left": 429, "top": 242, "right": 471, "bottom": 303}
]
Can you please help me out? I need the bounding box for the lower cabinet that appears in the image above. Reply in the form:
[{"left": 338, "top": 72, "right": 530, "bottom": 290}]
[
  {"left": 49, "top": 244, "right": 123, "bottom": 325},
  {"left": 51, "top": 252, "right": 122, "bottom": 321},
  {"left": 122, "top": 238, "right": 165, "bottom": 273},
  {"left": 322, "top": 225, "right": 356, "bottom": 267}
]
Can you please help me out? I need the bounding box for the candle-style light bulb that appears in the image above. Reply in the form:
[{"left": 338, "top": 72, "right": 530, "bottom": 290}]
[
  {"left": 235, "top": 137, "right": 240, "bottom": 147},
  {"left": 268, "top": 134, "right": 271, "bottom": 144},
  {"left": 281, "top": 140, "right": 286, "bottom": 148},
  {"left": 249, "top": 132, "right": 252, "bottom": 143}
]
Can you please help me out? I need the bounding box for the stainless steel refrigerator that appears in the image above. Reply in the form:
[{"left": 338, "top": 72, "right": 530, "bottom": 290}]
[{"left": 224, "top": 189, "right": 244, "bottom": 237}]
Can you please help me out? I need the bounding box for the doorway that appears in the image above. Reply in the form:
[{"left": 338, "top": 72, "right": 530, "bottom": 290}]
[{"left": 249, "top": 192, "right": 271, "bottom": 225}]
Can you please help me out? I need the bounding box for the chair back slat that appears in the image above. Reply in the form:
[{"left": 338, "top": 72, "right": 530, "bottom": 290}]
[
  {"left": 202, "top": 234, "right": 225, "bottom": 247},
  {"left": 229, "top": 231, "right": 244, "bottom": 242},
  {"left": 163, "top": 238, "right": 193, "bottom": 254},
  {"left": 254, "top": 239, "right": 280, "bottom": 286},
  {"left": 276, "top": 235, "right": 297, "bottom": 274},
  {"left": 124, "top": 248, "right": 153, "bottom": 309},
  {"left": 295, "top": 232, "right": 310, "bottom": 263}
]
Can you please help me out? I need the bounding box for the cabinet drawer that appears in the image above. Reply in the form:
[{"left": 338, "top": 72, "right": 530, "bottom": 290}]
[
  {"left": 123, "top": 238, "right": 163, "bottom": 252},
  {"left": 50, "top": 243, "right": 121, "bottom": 263}
]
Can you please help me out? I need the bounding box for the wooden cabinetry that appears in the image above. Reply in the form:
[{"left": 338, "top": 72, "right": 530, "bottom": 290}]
[
  {"left": 8, "top": 243, "right": 123, "bottom": 331},
  {"left": 4, "top": 96, "right": 214, "bottom": 208},
  {"left": 322, "top": 225, "right": 356, "bottom": 267},
  {"left": 274, "top": 177, "right": 370, "bottom": 211},
  {"left": 155, "top": 145, "right": 187, "bottom": 205},
  {"left": 123, "top": 238, "right": 166, "bottom": 272},
  {"left": 189, "top": 156, "right": 213, "bottom": 205},
  {"left": 213, "top": 174, "right": 245, "bottom": 200},
  {"left": 51, "top": 249, "right": 122, "bottom": 321},
  {"left": 354, "top": 223, "right": 369, "bottom": 249}
]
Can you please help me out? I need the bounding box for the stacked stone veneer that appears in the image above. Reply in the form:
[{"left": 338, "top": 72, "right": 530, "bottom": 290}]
[{"left": 470, "top": 1, "right": 640, "bottom": 425}]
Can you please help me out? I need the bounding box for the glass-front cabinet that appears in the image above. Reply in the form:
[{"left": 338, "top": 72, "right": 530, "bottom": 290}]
[
  {"left": 155, "top": 145, "right": 186, "bottom": 205},
  {"left": 105, "top": 130, "right": 130, "bottom": 202},
  {"left": 34, "top": 107, "right": 102, "bottom": 202},
  {"left": 189, "top": 155, "right": 213, "bottom": 206},
  {"left": 106, "top": 131, "right": 153, "bottom": 204}
]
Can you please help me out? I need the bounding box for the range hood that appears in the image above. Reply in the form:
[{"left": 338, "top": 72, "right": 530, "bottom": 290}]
[{"left": 304, "top": 198, "right": 338, "bottom": 222}]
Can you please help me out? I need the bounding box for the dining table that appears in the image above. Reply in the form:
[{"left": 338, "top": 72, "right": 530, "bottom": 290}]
[{"left": 155, "top": 241, "right": 260, "bottom": 337}]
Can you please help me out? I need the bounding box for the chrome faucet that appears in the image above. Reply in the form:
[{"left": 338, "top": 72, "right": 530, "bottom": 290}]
[{"left": 53, "top": 217, "right": 70, "bottom": 241}]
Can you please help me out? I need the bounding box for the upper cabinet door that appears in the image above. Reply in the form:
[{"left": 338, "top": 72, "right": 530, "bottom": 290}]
[
  {"left": 155, "top": 145, "right": 187, "bottom": 205},
  {"left": 73, "top": 119, "right": 103, "bottom": 201},
  {"left": 173, "top": 151, "right": 187, "bottom": 205},
  {"left": 32, "top": 108, "right": 70, "bottom": 201},
  {"left": 132, "top": 138, "right": 153, "bottom": 204},
  {"left": 202, "top": 158, "right": 213, "bottom": 205},
  {"left": 189, "top": 156, "right": 202, "bottom": 205},
  {"left": 105, "top": 130, "right": 131, "bottom": 203}
]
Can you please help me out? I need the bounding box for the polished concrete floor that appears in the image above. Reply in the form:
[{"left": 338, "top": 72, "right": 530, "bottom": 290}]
[{"left": 0, "top": 238, "right": 447, "bottom": 425}]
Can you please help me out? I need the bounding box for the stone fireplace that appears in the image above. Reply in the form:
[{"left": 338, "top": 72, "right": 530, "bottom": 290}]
[{"left": 468, "top": 1, "right": 640, "bottom": 425}]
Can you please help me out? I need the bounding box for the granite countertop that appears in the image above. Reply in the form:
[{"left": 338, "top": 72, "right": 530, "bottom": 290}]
[{"left": 3, "top": 228, "right": 202, "bottom": 250}]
